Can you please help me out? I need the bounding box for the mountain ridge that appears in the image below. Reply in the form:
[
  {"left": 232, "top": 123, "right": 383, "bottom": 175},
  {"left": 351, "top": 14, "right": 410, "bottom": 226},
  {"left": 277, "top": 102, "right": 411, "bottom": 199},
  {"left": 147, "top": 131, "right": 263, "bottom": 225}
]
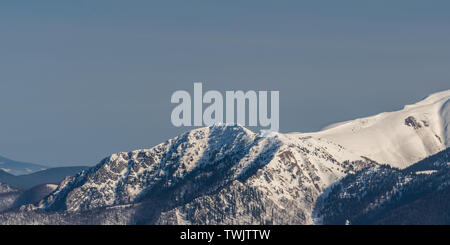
[
  {"left": 3, "top": 89, "right": 449, "bottom": 225},
  {"left": 34, "top": 124, "right": 376, "bottom": 225}
]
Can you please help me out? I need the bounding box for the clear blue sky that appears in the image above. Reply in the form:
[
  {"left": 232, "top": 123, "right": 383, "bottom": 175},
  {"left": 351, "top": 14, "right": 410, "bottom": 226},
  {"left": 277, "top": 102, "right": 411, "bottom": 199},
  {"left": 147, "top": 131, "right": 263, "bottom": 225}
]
[{"left": 0, "top": 0, "right": 449, "bottom": 166}]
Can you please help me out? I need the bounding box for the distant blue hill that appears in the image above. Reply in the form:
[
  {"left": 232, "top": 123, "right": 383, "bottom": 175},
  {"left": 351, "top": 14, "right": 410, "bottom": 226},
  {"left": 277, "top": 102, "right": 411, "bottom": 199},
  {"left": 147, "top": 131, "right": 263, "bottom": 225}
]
[
  {"left": 0, "top": 155, "right": 47, "bottom": 175},
  {"left": 0, "top": 166, "right": 89, "bottom": 189}
]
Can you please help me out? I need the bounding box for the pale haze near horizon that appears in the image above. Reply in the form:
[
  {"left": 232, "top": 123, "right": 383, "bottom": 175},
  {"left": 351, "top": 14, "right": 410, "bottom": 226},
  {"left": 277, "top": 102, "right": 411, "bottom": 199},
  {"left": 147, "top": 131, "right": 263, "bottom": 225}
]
[{"left": 0, "top": 1, "right": 449, "bottom": 166}]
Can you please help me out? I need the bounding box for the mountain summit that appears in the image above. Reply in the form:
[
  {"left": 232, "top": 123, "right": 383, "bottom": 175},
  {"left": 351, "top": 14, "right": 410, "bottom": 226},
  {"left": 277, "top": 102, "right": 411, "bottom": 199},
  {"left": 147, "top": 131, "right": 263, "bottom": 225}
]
[{"left": 37, "top": 124, "right": 374, "bottom": 224}]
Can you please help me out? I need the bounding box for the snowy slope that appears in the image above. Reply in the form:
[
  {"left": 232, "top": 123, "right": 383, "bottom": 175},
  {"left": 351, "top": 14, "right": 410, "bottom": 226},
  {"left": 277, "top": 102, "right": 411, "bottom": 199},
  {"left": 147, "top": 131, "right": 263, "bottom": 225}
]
[{"left": 299, "top": 90, "right": 450, "bottom": 169}]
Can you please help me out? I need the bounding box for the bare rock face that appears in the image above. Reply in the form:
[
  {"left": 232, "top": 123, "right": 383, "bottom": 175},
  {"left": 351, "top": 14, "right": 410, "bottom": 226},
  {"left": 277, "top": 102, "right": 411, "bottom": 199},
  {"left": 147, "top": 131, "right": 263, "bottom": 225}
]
[{"left": 405, "top": 116, "right": 423, "bottom": 129}]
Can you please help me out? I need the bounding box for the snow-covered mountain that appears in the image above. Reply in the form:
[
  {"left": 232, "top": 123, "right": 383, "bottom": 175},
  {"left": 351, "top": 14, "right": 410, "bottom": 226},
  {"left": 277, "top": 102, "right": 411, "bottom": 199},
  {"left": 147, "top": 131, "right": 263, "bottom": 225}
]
[
  {"left": 3, "top": 89, "right": 450, "bottom": 224},
  {"left": 35, "top": 125, "right": 375, "bottom": 224},
  {"left": 302, "top": 90, "right": 450, "bottom": 169}
]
